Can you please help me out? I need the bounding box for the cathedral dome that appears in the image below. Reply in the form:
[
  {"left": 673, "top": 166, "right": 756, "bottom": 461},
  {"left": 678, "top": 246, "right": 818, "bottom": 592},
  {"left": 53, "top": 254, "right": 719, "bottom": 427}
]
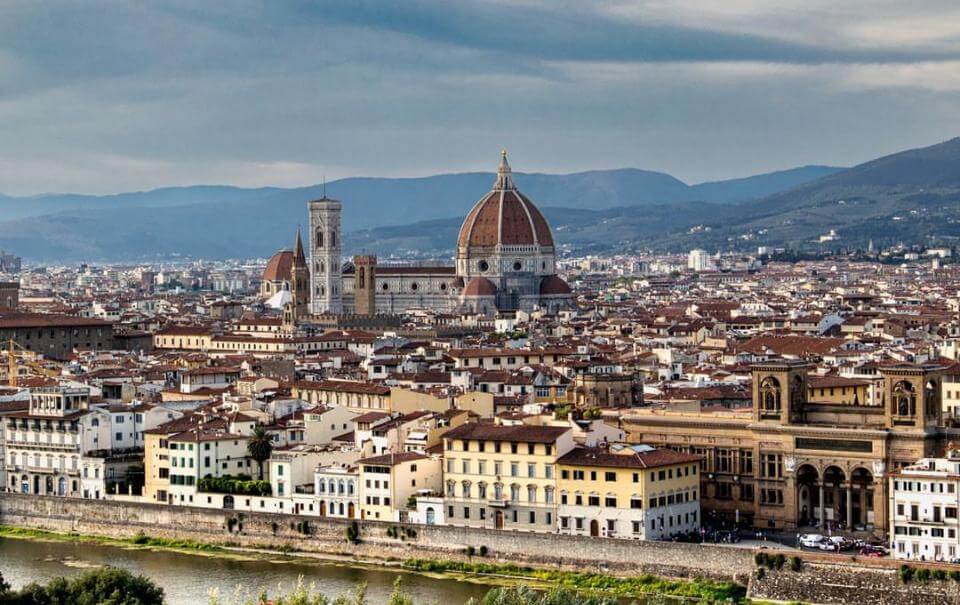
[
  {"left": 263, "top": 250, "right": 294, "bottom": 282},
  {"left": 462, "top": 276, "right": 497, "bottom": 297},
  {"left": 457, "top": 152, "right": 554, "bottom": 251},
  {"left": 540, "top": 275, "right": 572, "bottom": 296}
]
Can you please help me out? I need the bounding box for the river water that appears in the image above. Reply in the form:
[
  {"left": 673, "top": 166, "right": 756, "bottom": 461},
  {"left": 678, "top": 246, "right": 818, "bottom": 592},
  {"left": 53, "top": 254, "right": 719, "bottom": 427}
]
[{"left": 0, "top": 537, "right": 494, "bottom": 604}]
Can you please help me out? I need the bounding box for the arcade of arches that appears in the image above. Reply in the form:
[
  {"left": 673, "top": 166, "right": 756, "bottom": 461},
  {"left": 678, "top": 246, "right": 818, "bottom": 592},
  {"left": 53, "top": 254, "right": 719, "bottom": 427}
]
[{"left": 622, "top": 360, "right": 949, "bottom": 536}]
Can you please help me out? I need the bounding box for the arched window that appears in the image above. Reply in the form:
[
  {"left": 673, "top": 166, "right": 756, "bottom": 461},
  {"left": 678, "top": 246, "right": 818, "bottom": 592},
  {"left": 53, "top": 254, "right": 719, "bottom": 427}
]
[
  {"left": 331, "top": 231, "right": 336, "bottom": 247},
  {"left": 759, "top": 377, "right": 781, "bottom": 414},
  {"left": 359, "top": 267, "right": 366, "bottom": 288},
  {"left": 316, "top": 230, "right": 323, "bottom": 248},
  {"left": 462, "top": 480, "right": 471, "bottom": 498},
  {"left": 893, "top": 381, "right": 915, "bottom": 416}
]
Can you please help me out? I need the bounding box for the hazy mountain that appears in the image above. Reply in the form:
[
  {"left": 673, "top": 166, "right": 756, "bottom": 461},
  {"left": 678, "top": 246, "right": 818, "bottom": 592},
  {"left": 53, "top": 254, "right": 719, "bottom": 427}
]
[
  {"left": 352, "top": 138, "right": 960, "bottom": 255},
  {"left": 0, "top": 164, "right": 843, "bottom": 261}
]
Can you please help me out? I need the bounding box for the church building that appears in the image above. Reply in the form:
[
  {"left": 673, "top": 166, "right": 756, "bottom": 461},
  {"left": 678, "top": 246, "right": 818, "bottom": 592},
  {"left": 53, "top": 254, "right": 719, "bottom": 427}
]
[{"left": 262, "top": 153, "right": 573, "bottom": 317}]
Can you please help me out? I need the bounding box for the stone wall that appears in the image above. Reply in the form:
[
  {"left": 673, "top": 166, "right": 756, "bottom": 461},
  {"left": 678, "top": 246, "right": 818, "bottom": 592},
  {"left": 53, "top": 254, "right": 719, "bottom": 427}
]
[
  {"left": 751, "top": 562, "right": 960, "bottom": 605},
  {"left": 0, "top": 493, "right": 752, "bottom": 582}
]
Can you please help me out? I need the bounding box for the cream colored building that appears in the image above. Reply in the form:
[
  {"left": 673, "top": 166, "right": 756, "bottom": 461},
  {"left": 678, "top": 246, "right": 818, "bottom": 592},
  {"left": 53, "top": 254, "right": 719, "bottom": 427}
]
[
  {"left": 441, "top": 423, "right": 573, "bottom": 532},
  {"left": 357, "top": 451, "right": 441, "bottom": 521},
  {"left": 557, "top": 444, "right": 700, "bottom": 540}
]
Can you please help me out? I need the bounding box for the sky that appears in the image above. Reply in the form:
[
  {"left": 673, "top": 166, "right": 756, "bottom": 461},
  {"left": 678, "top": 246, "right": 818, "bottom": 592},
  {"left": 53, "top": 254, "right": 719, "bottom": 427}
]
[{"left": 2, "top": 0, "right": 960, "bottom": 195}]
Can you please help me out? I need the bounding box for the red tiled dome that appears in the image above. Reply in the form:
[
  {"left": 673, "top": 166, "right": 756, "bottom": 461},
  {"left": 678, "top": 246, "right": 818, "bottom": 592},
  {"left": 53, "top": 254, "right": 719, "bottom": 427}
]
[
  {"left": 457, "top": 153, "right": 554, "bottom": 250},
  {"left": 540, "top": 275, "right": 571, "bottom": 295},
  {"left": 462, "top": 277, "right": 498, "bottom": 297},
  {"left": 263, "top": 250, "right": 293, "bottom": 282}
]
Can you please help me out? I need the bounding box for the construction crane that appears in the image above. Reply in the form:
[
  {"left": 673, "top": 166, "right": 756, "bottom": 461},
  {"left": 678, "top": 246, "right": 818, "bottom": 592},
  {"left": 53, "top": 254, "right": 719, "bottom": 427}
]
[{"left": 6, "top": 338, "right": 57, "bottom": 387}]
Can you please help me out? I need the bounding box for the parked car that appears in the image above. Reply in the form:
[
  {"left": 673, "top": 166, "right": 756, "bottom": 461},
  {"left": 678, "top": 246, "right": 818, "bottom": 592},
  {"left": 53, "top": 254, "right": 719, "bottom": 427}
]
[
  {"left": 799, "top": 534, "right": 825, "bottom": 548},
  {"left": 829, "top": 536, "right": 856, "bottom": 551},
  {"left": 859, "top": 545, "right": 887, "bottom": 557},
  {"left": 817, "top": 540, "right": 840, "bottom": 552}
]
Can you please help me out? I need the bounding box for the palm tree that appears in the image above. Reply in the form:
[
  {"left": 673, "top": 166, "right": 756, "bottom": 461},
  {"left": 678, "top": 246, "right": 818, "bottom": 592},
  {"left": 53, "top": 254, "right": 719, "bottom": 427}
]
[{"left": 247, "top": 424, "right": 273, "bottom": 480}]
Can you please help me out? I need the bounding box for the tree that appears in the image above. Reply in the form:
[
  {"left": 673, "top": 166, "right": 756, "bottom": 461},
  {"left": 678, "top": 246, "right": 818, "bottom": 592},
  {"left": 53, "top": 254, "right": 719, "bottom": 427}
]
[
  {"left": 247, "top": 424, "right": 273, "bottom": 481},
  {"left": 387, "top": 577, "right": 414, "bottom": 605},
  {"left": 2, "top": 567, "right": 164, "bottom": 605}
]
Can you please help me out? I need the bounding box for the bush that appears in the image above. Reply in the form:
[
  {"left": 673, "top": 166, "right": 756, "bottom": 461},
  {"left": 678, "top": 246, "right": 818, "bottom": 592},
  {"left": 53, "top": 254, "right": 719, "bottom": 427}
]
[
  {"left": 4, "top": 567, "right": 163, "bottom": 604},
  {"left": 756, "top": 567, "right": 766, "bottom": 579},
  {"left": 773, "top": 553, "right": 786, "bottom": 570},
  {"left": 949, "top": 570, "right": 960, "bottom": 582},
  {"left": 916, "top": 568, "right": 932, "bottom": 582},
  {"left": 933, "top": 569, "right": 948, "bottom": 581},
  {"left": 754, "top": 552, "right": 767, "bottom": 567},
  {"left": 789, "top": 556, "right": 803, "bottom": 572},
  {"left": 466, "top": 545, "right": 476, "bottom": 557},
  {"left": 900, "top": 564, "right": 914, "bottom": 584},
  {"left": 198, "top": 474, "right": 271, "bottom": 496},
  {"left": 131, "top": 530, "right": 149, "bottom": 545},
  {"left": 346, "top": 521, "right": 360, "bottom": 544}
]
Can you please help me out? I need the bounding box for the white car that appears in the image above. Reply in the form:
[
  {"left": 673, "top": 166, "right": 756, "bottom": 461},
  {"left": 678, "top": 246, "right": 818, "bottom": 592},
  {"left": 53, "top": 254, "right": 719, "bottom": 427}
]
[{"left": 799, "top": 534, "right": 825, "bottom": 548}]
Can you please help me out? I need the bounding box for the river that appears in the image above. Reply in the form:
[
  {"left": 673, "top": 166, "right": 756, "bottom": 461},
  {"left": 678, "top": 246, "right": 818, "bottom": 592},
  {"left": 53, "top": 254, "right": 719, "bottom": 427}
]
[{"left": 0, "top": 537, "right": 494, "bottom": 604}]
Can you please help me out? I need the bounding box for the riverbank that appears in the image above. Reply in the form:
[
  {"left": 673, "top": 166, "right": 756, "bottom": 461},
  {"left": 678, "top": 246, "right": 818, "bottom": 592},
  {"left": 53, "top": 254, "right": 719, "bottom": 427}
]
[{"left": 0, "top": 525, "right": 744, "bottom": 602}]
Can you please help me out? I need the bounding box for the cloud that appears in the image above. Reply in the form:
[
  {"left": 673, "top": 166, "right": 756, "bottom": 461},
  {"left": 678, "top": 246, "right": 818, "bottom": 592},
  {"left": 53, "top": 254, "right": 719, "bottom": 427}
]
[{"left": 0, "top": 1, "right": 958, "bottom": 194}]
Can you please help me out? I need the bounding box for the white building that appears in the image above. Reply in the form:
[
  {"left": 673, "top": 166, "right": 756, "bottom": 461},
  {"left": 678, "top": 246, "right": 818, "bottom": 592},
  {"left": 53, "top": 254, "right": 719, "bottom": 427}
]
[
  {"left": 890, "top": 452, "right": 960, "bottom": 561},
  {"left": 687, "top": 249, "right": 712, "bottom": 272}
]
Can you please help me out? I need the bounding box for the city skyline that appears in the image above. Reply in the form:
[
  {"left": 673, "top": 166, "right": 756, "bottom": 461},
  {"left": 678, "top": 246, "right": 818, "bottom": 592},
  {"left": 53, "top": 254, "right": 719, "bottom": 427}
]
[{"left": 2, "top": 1, "right": 960, "bottom": 195}]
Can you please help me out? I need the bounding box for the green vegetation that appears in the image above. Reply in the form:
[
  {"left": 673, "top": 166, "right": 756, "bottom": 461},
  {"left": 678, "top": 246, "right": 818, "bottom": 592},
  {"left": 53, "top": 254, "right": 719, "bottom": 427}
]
[
  {"left": 899, "top": 564, "right": 960, "bottom": 584},
  {"left": 345, "top": 521, "right": 360, "bottom": 544},
  {"left": 247, "top": 425, "right": 274, "bottom": 481},
  {"left": 199, "top": 474, "right": 271, "bottom": 496},
  {"left": 753, "top": 552, "right": 789, "bottom": 571},
  {"left": 0, "top": 567, "right": 163, "bottom": 605},
  {"left": 403, "top": 559, "right": 746, "bottom": 602},
  {"left": 0, "top": 525, "right": 225, "bottom": 555}
]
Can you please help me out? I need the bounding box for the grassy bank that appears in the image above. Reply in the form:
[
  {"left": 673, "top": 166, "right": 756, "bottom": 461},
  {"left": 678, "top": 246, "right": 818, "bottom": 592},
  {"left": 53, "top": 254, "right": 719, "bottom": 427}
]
[
  {"left": 0, "top": 525, "right": 747, "bottom": 602},
  {"left": 404, "top": 558, "right": 747, "bottom": 602},
  {"left": 0, "top": 525, "right": 230, "bottom": 555}
]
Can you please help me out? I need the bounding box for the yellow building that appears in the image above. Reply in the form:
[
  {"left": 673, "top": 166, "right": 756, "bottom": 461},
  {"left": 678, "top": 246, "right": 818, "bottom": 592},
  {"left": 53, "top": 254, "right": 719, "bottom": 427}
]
[
  {"left": 143, "top": 431, "right": 171, "bottom": 503},
  {"left": 357, "top": 452, "right": 441, "bottom": 521},
  {"left": 557, "top": 444, "right": 700, "bottom": 540},
  {"left": 441, "top": 423, "right": 574, "bottom": 532}
]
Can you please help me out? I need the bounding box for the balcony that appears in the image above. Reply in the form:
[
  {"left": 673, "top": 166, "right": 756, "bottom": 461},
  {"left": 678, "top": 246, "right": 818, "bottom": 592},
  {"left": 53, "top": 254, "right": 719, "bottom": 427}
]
[{"left": 487, "top": 498, "right": 510, "bottom": 508}]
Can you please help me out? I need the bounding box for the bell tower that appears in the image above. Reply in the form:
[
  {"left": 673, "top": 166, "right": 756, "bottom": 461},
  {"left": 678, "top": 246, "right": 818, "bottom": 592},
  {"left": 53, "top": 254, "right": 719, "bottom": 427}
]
[
  {"left": 353, "top": 255, "right": 377, "bottom": 316},
  {"left": 883, "top": 364, "right": 944, "bottom": 429},
  {"left": 290, "top": 227, "right": 310, "bottom": 321},
  {"left": 308, "top": 197, "right": 343, "bottom": 314},
  {"left": 752, "top": 360, "right": 810, "bottom": 424}
]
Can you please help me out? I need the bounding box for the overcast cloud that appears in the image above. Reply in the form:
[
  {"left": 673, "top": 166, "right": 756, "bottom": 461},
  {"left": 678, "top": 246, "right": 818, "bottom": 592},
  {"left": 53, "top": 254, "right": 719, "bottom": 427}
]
[{"left": 1, "top": 0, "right": 959, "bottom": 195}]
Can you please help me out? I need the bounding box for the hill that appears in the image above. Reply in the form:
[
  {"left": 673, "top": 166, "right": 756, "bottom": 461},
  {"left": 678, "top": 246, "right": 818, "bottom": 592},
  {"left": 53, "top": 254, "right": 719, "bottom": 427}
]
[{"left": 0, "top": 164, "right": 841, "bottom": 261}]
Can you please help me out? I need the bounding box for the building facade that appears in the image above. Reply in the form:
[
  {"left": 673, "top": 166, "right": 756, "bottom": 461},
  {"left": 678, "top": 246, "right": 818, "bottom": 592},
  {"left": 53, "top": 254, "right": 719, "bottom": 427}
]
[
  {"left": 441, "top": 423, "right": 573, "bottom": 533},
  {"left": 623, "top": 360, "right": 947, "bottom": 535},
  {"left": 890, "top": 453, "right": 960, "bottom": 561},
  {"left": 557, "top": 444, "right": 701, "bottom": 540}
]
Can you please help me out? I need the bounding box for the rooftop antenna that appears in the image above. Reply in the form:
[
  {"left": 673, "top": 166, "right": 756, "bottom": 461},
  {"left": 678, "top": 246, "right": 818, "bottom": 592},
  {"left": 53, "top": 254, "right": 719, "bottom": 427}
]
[{"left": 322, "top": 174, "right": 327, "bottom": 199}]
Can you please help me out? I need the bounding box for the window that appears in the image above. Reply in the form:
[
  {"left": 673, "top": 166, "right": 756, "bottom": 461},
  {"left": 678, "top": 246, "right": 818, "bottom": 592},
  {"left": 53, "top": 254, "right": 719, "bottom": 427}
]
[
  {"left": 605, "top": 496, "right": 617, "bottom": 507},
  {"left": 588, "top": 494, "right": 600, "bottom": 507},
  {"left": 630, "top": 497, "right": 642, "bottom": 509},
  {"left": 605, "top": 472, "right": 616, "bottom": 482}
]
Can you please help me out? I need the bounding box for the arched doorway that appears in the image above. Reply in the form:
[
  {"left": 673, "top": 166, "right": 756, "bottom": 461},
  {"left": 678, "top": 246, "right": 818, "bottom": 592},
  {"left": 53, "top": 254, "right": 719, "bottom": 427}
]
[
  {"left": 223, "top": 495, "right": 235, "bottom": 509},
  {"left": 347, "top": 503, "right": 355, "bottom": 518},
  {"left": 590, "top": 519, "right": 600, "bottom": 537},
  {"left": 850, "top": 467, "right": 874, "bottom": 529},
  {"left": 45, "top": 476, "right": 53, "bottom": 495},
  {"left": 795, "top": 464, "right": 819, "bottom": 527},
  {"left": 319, "top": 501, "right": 326, "bottom": 516},
  {"left": 57, "top": 477, "right": 66, "bottom": 496},
  {"left": 822, "top": 466, "right": 847, "bottom": 528},
  {"left": 425, "top": 507, "right": 435, "bottom": 525}
]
